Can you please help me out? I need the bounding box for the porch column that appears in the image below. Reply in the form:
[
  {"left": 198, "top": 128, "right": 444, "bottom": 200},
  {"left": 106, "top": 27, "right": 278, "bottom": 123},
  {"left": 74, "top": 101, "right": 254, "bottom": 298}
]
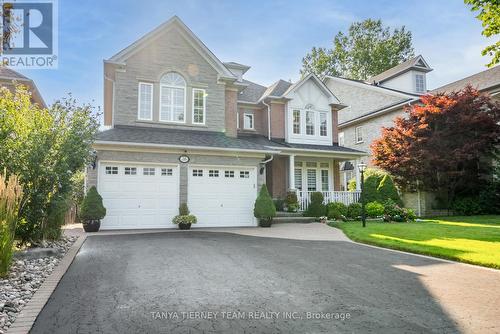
[
  {"left": 289, "top": 154, "right": 295, "bottom": 190},
  {"left": 355, "top": 159, "right": 361, "bottom": 191}
]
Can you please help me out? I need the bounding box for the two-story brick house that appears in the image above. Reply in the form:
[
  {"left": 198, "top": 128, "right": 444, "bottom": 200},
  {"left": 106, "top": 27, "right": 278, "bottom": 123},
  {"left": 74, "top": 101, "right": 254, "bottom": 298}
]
[{"left": 86, "top": 16, "right": 365, "bottom": 230}]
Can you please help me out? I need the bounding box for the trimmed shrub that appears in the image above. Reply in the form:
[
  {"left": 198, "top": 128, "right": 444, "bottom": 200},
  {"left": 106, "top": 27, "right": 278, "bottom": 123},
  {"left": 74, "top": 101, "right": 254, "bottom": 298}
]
[
  {"left": 44, "top": 195, "right": 69, "bottom": 240},
  {"left": 0, "top": 174, "right": 23, "bottom": 277},
  {"left": 327, "top": 202, "right": 348, "bottom": 220},
  {"left": 377, "top": 174, "right": 402, "bottom": 205},
  {"left": 80, "top": 186, "right": 106, "bottom": 221},
  {"left": 273, "top": 198, "right": 285, "bottom": 211},
  {"left": 383, "top": 199, "right": 415, "bottom": 222},
  {"left": 305, "top": 192, "right": 326, "bottom": 217},
  {"left": 179, "top": 203, "right": 190, "bottom": 215},
  {"left": 346, "top": 203, "right": 362, "bottom": 219},
  {"left": 365, "top": 201, "right": 384, "bottom": 218},
  {"left": 254, "top": 185, "right": 276, "bottom": 225},
  {"left": 285, "top": 191, "right": 299, "bottom": 212},
  {"left": 478, "top": 181, "right": 500, "bottom": 214},
  {"left": 452, "top": 197, "right": 482, "bottom": 216}
]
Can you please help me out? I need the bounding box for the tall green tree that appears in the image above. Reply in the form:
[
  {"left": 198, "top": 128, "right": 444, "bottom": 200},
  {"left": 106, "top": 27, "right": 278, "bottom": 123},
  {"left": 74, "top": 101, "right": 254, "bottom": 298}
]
[
  {"left": 301, "top": 19, "right": 415, "bottom": 80},
  {"left": 465, "top": 0, "right": 500, "bottom": 67},
  {"left": 0, "top": 86, "right": 99, "bottom": 244}
]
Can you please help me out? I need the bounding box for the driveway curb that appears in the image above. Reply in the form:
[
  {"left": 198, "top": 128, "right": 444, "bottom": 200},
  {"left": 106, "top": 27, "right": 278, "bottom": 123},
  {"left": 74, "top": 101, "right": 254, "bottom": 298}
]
[{"left": 6, "top": 235, "right": 87, "bottom": 334}]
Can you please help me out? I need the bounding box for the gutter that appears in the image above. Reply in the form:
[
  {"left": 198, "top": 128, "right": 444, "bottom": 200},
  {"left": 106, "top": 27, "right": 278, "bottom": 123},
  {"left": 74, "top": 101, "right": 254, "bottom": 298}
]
[{"left": 93, "top": 140, "right": 280, "bottom": 155}]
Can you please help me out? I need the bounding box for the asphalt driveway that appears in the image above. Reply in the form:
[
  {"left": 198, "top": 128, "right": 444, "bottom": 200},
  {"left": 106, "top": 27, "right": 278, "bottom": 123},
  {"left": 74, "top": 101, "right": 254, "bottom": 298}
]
[{"left": 30, "top": 230, "right": 500, "bottom": 333}]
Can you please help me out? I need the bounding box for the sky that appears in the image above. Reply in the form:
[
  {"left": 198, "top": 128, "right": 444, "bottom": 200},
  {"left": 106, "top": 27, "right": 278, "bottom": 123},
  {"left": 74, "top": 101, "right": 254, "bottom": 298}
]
[{"left": 18, "top": 0, "right": 493, "bottom": 113}]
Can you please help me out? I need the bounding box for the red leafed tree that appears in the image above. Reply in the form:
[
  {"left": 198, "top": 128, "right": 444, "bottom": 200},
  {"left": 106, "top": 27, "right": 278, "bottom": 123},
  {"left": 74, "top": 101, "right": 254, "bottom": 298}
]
[{"left": 372, "top": 85, "right": 500, "bottom": 205}]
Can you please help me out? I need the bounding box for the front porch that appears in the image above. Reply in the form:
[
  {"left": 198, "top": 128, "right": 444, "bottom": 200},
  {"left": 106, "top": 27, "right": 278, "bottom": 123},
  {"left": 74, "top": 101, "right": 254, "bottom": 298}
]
[{"left": 266, "top": 152, "right": 364, "bottom": 211}]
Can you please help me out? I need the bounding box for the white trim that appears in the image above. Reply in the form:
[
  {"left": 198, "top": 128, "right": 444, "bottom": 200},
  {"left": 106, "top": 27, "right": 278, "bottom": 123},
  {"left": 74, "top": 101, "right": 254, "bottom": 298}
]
[
  {"left": 192, "top": 88, "right": 206, "bottom": 125},
  {"left": 243, "top": 113, "right": 254, "bottom": 130},
  {"left": 93, "top": 140, "right": 280, "bottom": 154},
  {"left": 283, "top": 73, "right": 342, "bottom": 105},
  {"left": 275, "top": 146, "right": 365, "bottom": 157},
  {"left": 159, "top": 75, "right": 187, "bottom": 124},
  {"left": 137, "top": 82, "right": 153, "bottom": 121},
  {"left": 355, "top": 126, "right": 364, "bottom": 144}
]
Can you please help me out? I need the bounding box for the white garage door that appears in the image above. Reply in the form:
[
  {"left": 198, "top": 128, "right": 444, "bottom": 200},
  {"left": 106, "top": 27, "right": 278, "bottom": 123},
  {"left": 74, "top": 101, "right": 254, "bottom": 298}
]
[
  {"left": 188, "top": 166, "right": 258, "bottom": 227},
  {"left": 98, "top": 163, "right": 179, "bottom": 229}
]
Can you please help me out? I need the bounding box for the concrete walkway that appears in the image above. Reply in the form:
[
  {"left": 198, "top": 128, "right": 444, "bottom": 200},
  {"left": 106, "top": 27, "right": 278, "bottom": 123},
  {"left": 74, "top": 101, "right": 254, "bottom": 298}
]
[{"left": 63, "top": 222, "right": 351, "bottom": 241}]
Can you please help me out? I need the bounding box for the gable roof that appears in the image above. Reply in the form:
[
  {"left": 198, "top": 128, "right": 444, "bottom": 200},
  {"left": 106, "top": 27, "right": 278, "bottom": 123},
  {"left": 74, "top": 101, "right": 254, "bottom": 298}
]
[
  {"left": 325, "top": 75, "right": 420, "bottom": 99},
  {"left": 282, "top": 73, "right": 343, "bottom": 106},
  {"left": 369, "top": 55, "right": 432, "bottom": 84},
  {"left": 107, "top": 16, "right": 236, "bottom": 80},
  {"left": 0, "top": 67, "right": 46, "bottom": 108},
  {"left": 431, "top": 65, "right": 500, "bottom": 94},
  {"left": 259, "top": 79, "right": 293, "bottom": 101}
]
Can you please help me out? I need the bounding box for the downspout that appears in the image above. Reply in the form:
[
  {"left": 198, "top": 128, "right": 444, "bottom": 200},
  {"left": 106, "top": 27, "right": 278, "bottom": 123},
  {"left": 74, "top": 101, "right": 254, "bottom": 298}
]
[
  {"left": 262, "top": 99, "right": 271, "bottom": 140},
  {"left": 259, "top": 155, "right": 274, "bottom": 176}
]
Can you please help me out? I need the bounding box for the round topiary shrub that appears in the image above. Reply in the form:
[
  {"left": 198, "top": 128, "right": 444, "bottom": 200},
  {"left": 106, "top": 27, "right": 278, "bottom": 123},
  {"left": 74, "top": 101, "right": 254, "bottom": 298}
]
[
  {"left": 327, "top": 202, "right": 348, "bottom": 220},
  {"left": 365, "top": 201, "right": 384, "bottom": 218},
  {"left": 80, "top": 186, "right": 106, "bottom": 221},
  {"left": 254, "top": 185, "right": 276, "bottom": 227},
  {"left": 305, "top": 192, "right": 326, "bottom": 217}
]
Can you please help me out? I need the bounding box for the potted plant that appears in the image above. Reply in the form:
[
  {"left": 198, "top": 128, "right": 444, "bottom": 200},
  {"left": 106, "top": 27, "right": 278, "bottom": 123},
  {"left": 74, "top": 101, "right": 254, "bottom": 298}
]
[
  {"left": 285, "top": 191, "right": 299, "bottom": 212},
  {"left": 80, "top": 186, "right": 106, "bottom": 232},
  {"left": 253, "top": 185, "right": 276, "bottom": 227},
  {"left": 319, "top": 216, "right": 328, "bottom": 224},
  {"left": 172, "top": 203, "right": 197, "bottom": 230}
]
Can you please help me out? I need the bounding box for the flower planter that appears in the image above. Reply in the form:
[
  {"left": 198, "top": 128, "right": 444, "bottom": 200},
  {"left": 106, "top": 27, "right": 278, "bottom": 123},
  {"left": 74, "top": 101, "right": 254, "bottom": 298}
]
[
  {"left": 178, "top": 223, "right": 192, "bottom": 230},
  {"left": 83, "top": 219, "right": 101, "bottom": 232}
]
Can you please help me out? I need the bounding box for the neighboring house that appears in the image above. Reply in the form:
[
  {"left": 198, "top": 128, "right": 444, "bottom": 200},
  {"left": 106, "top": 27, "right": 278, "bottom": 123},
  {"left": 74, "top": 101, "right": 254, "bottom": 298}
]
[
  {"left": 86, "top": 16, "right": 365, "bottom": 230},
  {"left": 324, "top": 55, "right": 431, "bottom": 190},
  {"left": 328, "top": 59, "right": 500, "bottom": 215},
  {"left": 0, "top": 67, "right": 46, "bottom": 108}
]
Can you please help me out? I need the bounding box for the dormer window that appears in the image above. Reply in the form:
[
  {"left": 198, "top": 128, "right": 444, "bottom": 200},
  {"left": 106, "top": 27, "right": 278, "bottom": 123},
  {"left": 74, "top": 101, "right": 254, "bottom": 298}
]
[
  {"left": 160, "top": 72, "right": 186, "bottom": 123},
  {"left": 415, "top": 74, "right": 425, "bottom": 93}
]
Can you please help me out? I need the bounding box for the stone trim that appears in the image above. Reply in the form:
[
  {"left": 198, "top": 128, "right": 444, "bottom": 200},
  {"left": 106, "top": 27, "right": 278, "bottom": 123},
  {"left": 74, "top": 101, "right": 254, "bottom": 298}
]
[{"left": 6, "top": 235, "right": 87, "bottom": 334}]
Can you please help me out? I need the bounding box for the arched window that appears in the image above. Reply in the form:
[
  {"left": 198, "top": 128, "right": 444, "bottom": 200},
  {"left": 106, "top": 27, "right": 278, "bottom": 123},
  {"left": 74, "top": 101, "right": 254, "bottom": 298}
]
[{"left": 160, "top": 72, "right": 186, "bottom": 122}]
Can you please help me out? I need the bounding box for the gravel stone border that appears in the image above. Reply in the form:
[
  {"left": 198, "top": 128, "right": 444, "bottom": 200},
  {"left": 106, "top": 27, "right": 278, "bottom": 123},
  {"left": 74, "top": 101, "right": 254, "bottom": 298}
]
[{"left": 0, "top": 235, "right": 85, "bottom": 334}]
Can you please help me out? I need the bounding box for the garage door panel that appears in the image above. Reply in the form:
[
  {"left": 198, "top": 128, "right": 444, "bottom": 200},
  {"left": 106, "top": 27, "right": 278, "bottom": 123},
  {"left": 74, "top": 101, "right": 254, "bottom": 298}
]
[
  {"left": 188, "top": 166, "right": 257, "bottom": 227},
  {"left": 99, "top": 163, "right": 179, "bottom": 230}
]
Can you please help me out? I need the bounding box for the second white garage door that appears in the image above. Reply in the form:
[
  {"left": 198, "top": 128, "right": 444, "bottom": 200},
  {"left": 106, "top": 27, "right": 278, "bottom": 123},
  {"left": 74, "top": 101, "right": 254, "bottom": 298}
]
[{"left": 188, "top": 166, "right": 258, "bottom": 227}]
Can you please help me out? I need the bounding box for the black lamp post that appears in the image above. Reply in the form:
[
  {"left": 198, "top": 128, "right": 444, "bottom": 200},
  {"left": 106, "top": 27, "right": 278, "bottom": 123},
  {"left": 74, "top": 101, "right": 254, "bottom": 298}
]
[{"left": 358, "top": 162, "right": 367, "bottom": 228}]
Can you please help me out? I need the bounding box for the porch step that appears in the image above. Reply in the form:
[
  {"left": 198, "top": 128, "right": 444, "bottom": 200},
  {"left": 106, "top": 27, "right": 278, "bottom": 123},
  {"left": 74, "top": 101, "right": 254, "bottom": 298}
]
[
  {"left": 273, "top": 216, "right": 316, "bottom": 224},
  {"left": 276, "top": 211, "right": 304, "bottom": 218}
]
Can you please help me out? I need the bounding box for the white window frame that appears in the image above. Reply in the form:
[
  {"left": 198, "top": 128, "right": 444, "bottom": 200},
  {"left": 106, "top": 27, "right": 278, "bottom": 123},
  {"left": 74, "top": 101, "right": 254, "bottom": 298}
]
[
  {"left": 319, "top": 112, "right": 327, "bottom": 137},
  {"left": 192, "top": 88, "right": 206, "bottom": 125},
  {"left": 236, "top": 112, "right": 240, "bottom": 129},
  {"left": 292, "top": 109, "right": 301, "bottom": 134},
  {"left": 137, "top": 82, "right": 153, "bottom": 121},
  {"left": 355, "top": 126, "right": 364, "bottom": 144},
  {"left": 306, "top": 110, "right": 315, "bottom": 135},
  {"left": 143, "top": 167, "right": 156, "bottom": 176},
  {"left": 415, "top": 74, "right": 425, "bottom": 93},
  {"left": 243, "top": 113, "right": 254, "bottom": 130},
  {"left": 338, "top": 132, "right": 345, "bottom": 146},
  {"left": 159, "top": 73, "right": 186, "bottom": 123},
  {"left": 295, "top": 161, "right": 332, "bottom": 192}
]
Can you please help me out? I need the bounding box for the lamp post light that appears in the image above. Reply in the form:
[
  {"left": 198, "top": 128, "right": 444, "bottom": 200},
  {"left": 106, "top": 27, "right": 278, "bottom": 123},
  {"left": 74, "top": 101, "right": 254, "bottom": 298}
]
[{"left": 358, "top": 162, "right": 367, "bottom": 228}]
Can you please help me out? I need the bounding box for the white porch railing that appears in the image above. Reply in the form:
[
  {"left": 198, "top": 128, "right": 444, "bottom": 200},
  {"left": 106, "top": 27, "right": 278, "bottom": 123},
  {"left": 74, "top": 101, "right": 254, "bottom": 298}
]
[{"left": 297, "top": 190, "right": 361, "bottom": 212}]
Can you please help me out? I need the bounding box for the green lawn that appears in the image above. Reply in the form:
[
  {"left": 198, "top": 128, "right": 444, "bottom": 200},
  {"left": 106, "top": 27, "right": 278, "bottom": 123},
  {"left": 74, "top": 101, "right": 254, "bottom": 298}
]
[{"left": 329, "top": 216, "right": 500, "bottom": 269}]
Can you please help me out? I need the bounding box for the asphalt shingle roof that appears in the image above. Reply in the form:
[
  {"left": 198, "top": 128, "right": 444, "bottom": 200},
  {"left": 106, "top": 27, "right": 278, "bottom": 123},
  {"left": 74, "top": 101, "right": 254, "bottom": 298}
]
[
  {"left": 96, "top": 126, "right": 277, "bottom": 152},
  {"left": 0, "top": 67, "right": 30, "bottom": 80},
  {"left": 238, "top": 80, "right": 267, "bottom": 103},
  {"left": 239, "top": 134, "right": 365, "bottom": 154},
  {"left": 369, "top": 55, "right": 431, "bottom": 84},
  {"left": 431, "top": 65, "right": 500, "bottom": 94}
]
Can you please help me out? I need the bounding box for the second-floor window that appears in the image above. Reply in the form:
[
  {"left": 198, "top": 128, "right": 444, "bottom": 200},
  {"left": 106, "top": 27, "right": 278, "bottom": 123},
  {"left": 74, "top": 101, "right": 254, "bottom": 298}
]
[
  {"left": 338, "top": 132, "right": 345, "bottom": 146},
  {"left": 415, "top": 74, "right": 425, "bottom": 93},
  {"left": 160, "top": 72, "right": 186, "bottom": 123},
  {"left": 355, "top": 126, "right": 363, "bottom": 143},
  {"left": 319, "top": 113, "right": 327, "bottom": 137},
  {"left": 293, "top": 110, "right": 300, "bottom": 134},
  {"left": 138, "top": 82, "right": 153, "bottom": 120},
  {"left": 306, "top": 111, "right": 315, "bottom": 135},
  {"left": 192, "top": 88, "right": 205, "bottom": 124}
]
